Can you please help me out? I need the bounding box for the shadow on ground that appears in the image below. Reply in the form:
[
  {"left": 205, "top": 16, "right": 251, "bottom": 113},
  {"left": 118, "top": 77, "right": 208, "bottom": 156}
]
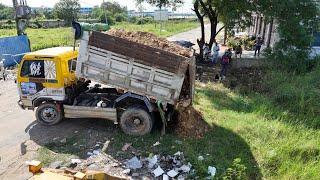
[{"left": 26, "top": 114, "right": 262, "bottom": 178}]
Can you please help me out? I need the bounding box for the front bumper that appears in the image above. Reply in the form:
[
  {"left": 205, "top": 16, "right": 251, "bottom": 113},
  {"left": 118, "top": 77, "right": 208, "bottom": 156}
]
[{"left": 17, "top": 100, "right": 26, "bottom": 110}]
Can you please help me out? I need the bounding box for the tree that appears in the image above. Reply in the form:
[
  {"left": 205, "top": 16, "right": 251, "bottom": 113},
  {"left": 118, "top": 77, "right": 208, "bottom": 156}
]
[
  {"left": 136, "top": 0, "right": 183, "bottom": 9},
  {"left": 91, "top": 2, "right": 128, "bottom": 24},
  {"left": 193, "top": 0, "right": 254, "bottom": 57},
  {"left": 258, "top": 0, "right": 319, "bottom": 73},
  {"left": 53, "top": 0, "right": 80, "bottom": 24},
  {"left": 0, "top": 3, "right": 14, "bottom": 20}
]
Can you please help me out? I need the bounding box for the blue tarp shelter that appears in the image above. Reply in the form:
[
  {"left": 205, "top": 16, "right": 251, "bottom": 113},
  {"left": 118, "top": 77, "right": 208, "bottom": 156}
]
[{"left": 0, "top": 35, "right": 31, "bottom": 67}]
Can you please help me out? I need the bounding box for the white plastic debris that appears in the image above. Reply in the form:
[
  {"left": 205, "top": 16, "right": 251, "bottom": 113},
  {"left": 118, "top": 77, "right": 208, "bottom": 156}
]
[
  {"left": 153, "top": 141, "right": 161, "bottom": 146},
  {"left": 167, "top": 169, "right": 179, "bottom": 178},
  {"left": 153, "top": 166, "right": 165, "bottom": 177},
  {"left": 198, "top": 155, "right": 204, "bottom": 161},
  {"left": 147, "top": 155, "right": 158, "bottom": 169},
  {"left": 122, "top": 169, "right": 131, "bottom": 174},
  {"left": 122, "top": 143, "right": 132, "bottom": 151},
  {"left": 126, "top": 156, "right": 142, "bottom": 170},
  {"left": 87, "top": 152, "right": 93, "bottom": 156},
  {"left": 162, "top": 174, "right": 169, "bottom": 180},
  {"left": 179, "top": 164, "right": 191, "bottom": 173},
  {"left": 174, "top": 151, "right": 183, "bottom": 156},
  {"left": 208, "top": 166, "right": 217, "bottom": 177},
  {"left": 71, "top": 159, "right": 81, "bottom": 164},
  {"left": 93, "top": 150, "right": 101, "bottom": 155},
  {"left": 175, "top": 140, "right": 183, "bottom": 145}
]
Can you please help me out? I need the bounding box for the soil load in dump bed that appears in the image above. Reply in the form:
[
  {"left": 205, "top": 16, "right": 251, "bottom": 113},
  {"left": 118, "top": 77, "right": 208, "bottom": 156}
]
[
  {"left": 106, "top": 29, "right": 193, "bottom": 58},
  {"left": 88, "top": 30, "right": 192, "bottom": 74}
]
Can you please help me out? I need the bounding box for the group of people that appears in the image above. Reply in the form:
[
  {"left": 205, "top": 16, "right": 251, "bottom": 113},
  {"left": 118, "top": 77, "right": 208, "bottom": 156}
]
[{"left": 202, "top": 37, "right": 263, "bottom": 80}]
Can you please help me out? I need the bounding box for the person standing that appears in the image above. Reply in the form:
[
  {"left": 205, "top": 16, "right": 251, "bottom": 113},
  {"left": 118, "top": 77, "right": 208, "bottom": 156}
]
[
  {"left": 235, "top": 45, "right": 243, "bottom": 58},
  {"left": 211, "top": 40, "right": 220, "bottom": 64},
  {"left": 254, "top": 37, "right": 263, "bottom": 57},
  {"left": 220, "top": 51, "right": 231, "bottom": 80}
]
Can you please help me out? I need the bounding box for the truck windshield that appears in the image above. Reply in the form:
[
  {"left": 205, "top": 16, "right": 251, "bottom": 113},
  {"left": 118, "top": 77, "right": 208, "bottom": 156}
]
[{"left": 21, "top": 60, "right": 45, "bottom": 78}]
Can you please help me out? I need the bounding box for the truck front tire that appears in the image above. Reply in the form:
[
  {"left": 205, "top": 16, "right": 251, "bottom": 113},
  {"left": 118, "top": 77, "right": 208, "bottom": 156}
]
[
  {"left": 120, "top": 107, "right": 153, "bottom": 136},
  {"left": 36, "top": 103, "right": 63, "bottom": 126}
]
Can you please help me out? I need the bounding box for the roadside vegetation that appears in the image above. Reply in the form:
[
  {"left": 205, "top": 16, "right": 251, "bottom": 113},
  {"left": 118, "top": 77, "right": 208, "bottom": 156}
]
[
  {"left": 0, "top": 20, "right": 198, "bottom": 51},
  {"left": 36, "top": 62, "right": 320, "bottom": 179}
]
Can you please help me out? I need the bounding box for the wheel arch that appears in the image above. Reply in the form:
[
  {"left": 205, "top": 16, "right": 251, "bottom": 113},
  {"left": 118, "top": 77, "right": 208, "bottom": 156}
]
[{"left": 113, "top": 92, "right": 154, "bottom": 112}]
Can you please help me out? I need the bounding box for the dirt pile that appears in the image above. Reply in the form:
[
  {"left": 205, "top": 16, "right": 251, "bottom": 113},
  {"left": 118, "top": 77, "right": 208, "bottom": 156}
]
[
  {"left": 106, "top": 29, "right": 192, "bottom": 58},
  {"left": 172, "top": 106, "right": 211, "bottom": 139}
]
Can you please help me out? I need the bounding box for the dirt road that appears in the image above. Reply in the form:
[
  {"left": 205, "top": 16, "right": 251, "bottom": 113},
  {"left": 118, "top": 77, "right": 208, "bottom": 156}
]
[{"left": 0, "top": 80, "right": 34, "bottom": 179}]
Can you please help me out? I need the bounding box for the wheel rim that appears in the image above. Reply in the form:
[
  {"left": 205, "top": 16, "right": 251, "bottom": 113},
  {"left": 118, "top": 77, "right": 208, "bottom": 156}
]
[
  {"left": 41, "top": 107, "right": 58, "bottom": 123},
  {"left": 125, "top": 116, "right": 146, "bottom": 133}
]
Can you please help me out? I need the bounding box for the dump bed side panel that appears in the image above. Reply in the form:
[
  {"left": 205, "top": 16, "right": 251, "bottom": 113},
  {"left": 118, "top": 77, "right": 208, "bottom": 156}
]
[
  {"left": 76, "top": 32, "right": 189, "bottom": 104},
  {"left": 88, "top": 31, "right": 188, "bottom": 74}
]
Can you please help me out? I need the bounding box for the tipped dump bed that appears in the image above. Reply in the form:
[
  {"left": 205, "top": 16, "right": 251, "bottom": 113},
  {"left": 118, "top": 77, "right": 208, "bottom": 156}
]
[
  {"left": 76, "top": 31, "right": 195, "bottom": 105},
  {"left": 88, "top": 31, "right": 189, "bottom": 74}
]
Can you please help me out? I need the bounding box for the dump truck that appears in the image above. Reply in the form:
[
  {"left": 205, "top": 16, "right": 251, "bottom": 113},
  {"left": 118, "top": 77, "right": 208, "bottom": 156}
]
[{"left": 17, "top": 29, "right": 195, "bottom": 135}]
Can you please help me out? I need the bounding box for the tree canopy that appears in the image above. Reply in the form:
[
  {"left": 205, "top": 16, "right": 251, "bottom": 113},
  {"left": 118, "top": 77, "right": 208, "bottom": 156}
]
[
  {"left": 53, "top": 0, "right": 80, "bottom": 24},
  {"left": 0, "top": 3, "right": 14, "bottom": 20},
  {"left": 136, "top": 0, "right": 184, "bottom": 8}
]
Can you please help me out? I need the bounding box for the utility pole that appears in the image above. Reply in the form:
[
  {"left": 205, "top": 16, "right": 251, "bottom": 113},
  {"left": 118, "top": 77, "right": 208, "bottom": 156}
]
[
  {"left": 12, "top": 0, "right": 31, "bottom": 35},
  {"left": 102, "top": 0, "right": 108, "bottom": 24}
]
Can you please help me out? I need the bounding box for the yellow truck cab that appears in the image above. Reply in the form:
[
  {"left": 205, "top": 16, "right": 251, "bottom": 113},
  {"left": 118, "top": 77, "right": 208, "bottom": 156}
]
[{"left": 17, "top": 47, "right": 78, "bottom": 124}]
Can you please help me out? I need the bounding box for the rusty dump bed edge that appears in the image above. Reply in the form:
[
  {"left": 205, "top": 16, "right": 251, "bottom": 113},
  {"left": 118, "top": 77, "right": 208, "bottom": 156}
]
[{"left": 88, "top": 31, "right": 189, "bottom": 74}]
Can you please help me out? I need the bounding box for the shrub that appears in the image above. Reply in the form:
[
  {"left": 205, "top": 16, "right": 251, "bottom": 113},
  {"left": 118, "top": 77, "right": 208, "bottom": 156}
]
[{"left": 223, "top": 158, "right": 247, "bottom": 180}]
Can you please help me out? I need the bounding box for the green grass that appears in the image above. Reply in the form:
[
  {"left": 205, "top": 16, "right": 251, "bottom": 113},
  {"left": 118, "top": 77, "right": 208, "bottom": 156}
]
[
  {"left": 0, "top": 20, "right": 199, "bottom": 51},
  {"left": 35, "top": 65, "right": 320, "bottom": 179},
  {"left": 113, "top": 20, "right": 199, "bottom": 37},
  {"left": 0, "top": 27, "right": 74, "bottom": 51}
]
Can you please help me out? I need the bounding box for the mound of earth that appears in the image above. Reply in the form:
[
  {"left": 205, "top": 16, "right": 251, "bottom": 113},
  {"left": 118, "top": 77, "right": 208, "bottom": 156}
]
[
  {"left": 172, "top": 106, "right": 211, "bottom": 139},
  {"left": 106, "top": 29, "right": 192, "bottom": 58}
]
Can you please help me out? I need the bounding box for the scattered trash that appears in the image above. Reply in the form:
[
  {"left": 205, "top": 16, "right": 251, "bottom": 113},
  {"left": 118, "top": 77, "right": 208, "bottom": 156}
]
[
  {"left": 175, "top": 140, "right": 183, "bottom": 145},
  {"left": 101, "top": 140, "right": 110, "bottom": 152},
  {"left": 132, "top": 173, "right": 140, "bottom": 177},
  {"left": 93, "top": 150, "right": 101, "bottom": 155},
  {"left": 167, "top": 169, "right": 179, "bottom": 178},
  {"left": 198, "top": 156, "right": 204, "bottom": 161},
  {"left": 174, "top": 151, "right": 183, "bottom": 156},
  {"left": 73, "top": 143, "right": 77, "bottom": 146},
  {"left": 179, "top": 164, "right": 191, "bottom": 173},
  {"left": 153, "top": 166, "right": 164, "bottom": 177},
  {"left": 87, "top": 152, "right": 93, "bottom": 156},
  {"left": 60, "top": 138, "right": 67, "bottom": 144},
  {"left": 208, "top": 166, "right": 217, "bottom": 177},
  {"left": 71, "top": 159, "right": 82, "bottom": 164},
  {"left": 153, "top": 141, "right": 161, "bottom": 147},
  {"left": 74, "top": 131, "right": 78, "bottom": 133},
  {"left": 125, "top": 156, "right": 142, "bottom": 170},
  {"left": 122, "top": 169, "right": 130, "bottom": 174},
  {"left": 177, "top": 175, "right": 185, "bottom": 180},
  {"left": 49, "top": 161, "right": 63, "bottom": 169},
  {"left": 147, "top": 155, "right": 158, "bottom": 169},
  {"left": 121, "top": 143, "right": 132, "bottom": 151},
  {"left": 163, "top": 174, "right": 169, "bottom": 180}
]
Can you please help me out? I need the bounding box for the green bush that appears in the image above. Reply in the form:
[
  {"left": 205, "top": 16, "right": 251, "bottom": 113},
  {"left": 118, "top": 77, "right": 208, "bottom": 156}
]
[
  {"left": 115, "top": 13, "right": 127, "bottom": 22},
  {"left": 137, "top": 17, "right": 154, "bottom": 25},
  {"left": 223, "top": 158, "right": 247, "bottom": 180}
]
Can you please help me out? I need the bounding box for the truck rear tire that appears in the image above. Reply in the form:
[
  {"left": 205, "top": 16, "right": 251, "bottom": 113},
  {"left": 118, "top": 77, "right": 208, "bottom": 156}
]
[
  {"left": 120, "top": 107, "right": 153, "bottom": 136},
  {"left": 36, "top": 103, "right": 63, "bottom": 126}
]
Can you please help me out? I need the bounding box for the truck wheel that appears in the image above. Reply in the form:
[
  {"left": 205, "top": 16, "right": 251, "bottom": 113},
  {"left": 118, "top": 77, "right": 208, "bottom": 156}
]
[
  {"left": 36, "top": 103, "right": 63, "bottom": 126},
  {"left": 120, "top": 107, "right": 153, "bottom": 136}
]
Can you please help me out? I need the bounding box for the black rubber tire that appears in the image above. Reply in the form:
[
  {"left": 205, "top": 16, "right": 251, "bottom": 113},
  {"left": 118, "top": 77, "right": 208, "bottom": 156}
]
[
  {"left": 35, "top": 103, "right": 63, "bottom": 126},
  {"left": 120, "top": 107, "right": 154, "bottom": 136}
]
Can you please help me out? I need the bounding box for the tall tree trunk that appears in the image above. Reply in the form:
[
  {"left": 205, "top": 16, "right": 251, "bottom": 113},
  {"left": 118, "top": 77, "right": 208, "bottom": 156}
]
[{"left": 193, "top": 0, "right": 205, "bottom": 58}]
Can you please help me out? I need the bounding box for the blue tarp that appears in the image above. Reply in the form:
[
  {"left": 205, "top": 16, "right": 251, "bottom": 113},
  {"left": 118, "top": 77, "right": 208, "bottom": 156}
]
[{"left": 0, "top": 35, "right": 30, "bottom": 67}]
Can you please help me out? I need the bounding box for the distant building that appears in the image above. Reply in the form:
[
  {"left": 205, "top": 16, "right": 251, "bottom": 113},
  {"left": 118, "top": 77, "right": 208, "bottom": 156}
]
[
  {"left": 127, "top": 10, "right": 196, "bottom": 19},
  {"left": 79, "top": 7, "right": 93, "bottom": 15}
]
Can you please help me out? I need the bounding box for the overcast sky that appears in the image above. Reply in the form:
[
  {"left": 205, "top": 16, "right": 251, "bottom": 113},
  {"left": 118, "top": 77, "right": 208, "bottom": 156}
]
[{"left": 0, "top": 0, "right": 194, "bottom": 13}]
